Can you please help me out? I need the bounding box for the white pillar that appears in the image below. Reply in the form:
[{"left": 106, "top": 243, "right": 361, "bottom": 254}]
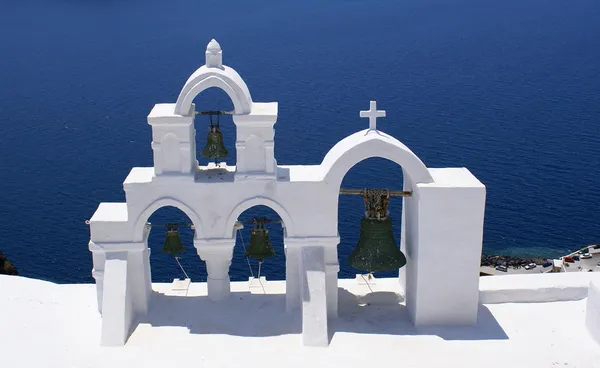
[
  {"left": 285, "top": 243, "right": 302, "bottom": 312},
  {"left": 101, "top": 251, "right": 134, "bottom": 346},
  {"left": 398, "top": 169, "right": 410, "bottom": 294},
  {"left": 196, "top": 238, "right": 235, "bottom": 302},
  {"left": 127, "top": 248, "right": 152, "bottom": 316},
  {"left": 324, "top": 241, "right": 340, "bottom": 319},
  {"left": 89, "top": 241, "right": 105, "bottom": 314},
  {"left": 325, "top": 264, "right": 339, "bottom": 318},
  {"left": 205, "top": 257, "right": 232, "bottom": 301},
  {"left": 301, "top": 245, "right": 328, "bottom": 347},
  {"left": 145, "top": 247, "right": 152, "bottom": 296},
  {"left": 407, "top": 168, "right": 486, "bottom": 326}
]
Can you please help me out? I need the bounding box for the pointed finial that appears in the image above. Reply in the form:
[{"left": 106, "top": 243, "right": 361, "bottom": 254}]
[
  {"left": 207, "top": 39, "right": 221, "bottom": 52},
  {"left": 206, "top": 39, "right": 223, "bottom": 69}
]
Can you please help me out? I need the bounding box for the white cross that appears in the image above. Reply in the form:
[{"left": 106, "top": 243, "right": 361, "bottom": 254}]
[{"left": 360, "top": 100, "right": 386, "bottom": 131}]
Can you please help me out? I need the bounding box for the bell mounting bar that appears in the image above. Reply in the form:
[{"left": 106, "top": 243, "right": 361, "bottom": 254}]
[
  {"left": 237, "top": 217, "right": 282, "bottom": 226},
  {"left": 195, "top": 110, "right": 235, "bottom": 115},
  {"left": 340, "top": 188, "right": 412, "bottom": 197}
]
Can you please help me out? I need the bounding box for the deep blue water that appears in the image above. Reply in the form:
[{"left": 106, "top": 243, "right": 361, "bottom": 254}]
[{"left": 1, "top": 0, "right": 599, "bottom": 284}]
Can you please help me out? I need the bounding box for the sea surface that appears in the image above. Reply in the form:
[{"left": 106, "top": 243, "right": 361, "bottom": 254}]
[{"left": 0, "top": 0, "right": 599, "bottom": 283}]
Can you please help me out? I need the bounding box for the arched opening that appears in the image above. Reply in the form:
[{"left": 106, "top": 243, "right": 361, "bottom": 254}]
[
  {"left": 192, "top": 87, "right": 236, "bottom": 167},
  {"left": 231, "top": 205, "right": 287, "bottom": 282},
  {"left": 145, "top": 206, "right": 206, "bottom": 283},
  {"left": 337, "top": 157, "right": 406, "bottom": 280}
]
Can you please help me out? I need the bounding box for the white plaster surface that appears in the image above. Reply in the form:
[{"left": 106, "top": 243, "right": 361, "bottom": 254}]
[
  {"left": 587, "top": 280, "right": 600, "bottom": 346},
  {"left": 1, "top": 275, "right": 599, "bottom": 368}
]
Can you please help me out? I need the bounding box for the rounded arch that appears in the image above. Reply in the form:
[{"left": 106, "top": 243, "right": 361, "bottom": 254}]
[
  {"left": 133, "top": 197, "right": 204, "bottom": 242},
  {"left": 321, "top": 130, "right": 434, "bottom": 188},
  {"left": 224, "top": 197, "right": 295, "bottom": 239},
  {"left": 174, "top": 66, "right": 253, "bottom": 116}
]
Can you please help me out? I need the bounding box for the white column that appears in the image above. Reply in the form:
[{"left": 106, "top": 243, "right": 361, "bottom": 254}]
[
  {"left": 398, "top": 169, "right": 410, "bottom": 294},
  {"left": 89, "top": 241, "right": 105, "bottom": 314},
  {"left": 285, "top": 243, "right": 302, "bottom": 312},
  {"left": 325, "top": 264, "right": 339, "bottom": 319},
  {"left": 127, "top": 248, "right": 152, "bottom": 316},
  {"left": 324, "top": 242, "right": 340, "bottom": 319},
  {"left": 408, "top": 169, "right": 486, "bottom": 326},
  {"left": 301, "top": 245, "right": 328, "bottom": 347},
  {"left": 101, "top": 251, "right": 134, "bottom": 346},
  {"left": 145, "top": 247, "right": 152, "bottom": 296},
  {"left": 196, "top": 238, "right": 235, "bottom": 302}
]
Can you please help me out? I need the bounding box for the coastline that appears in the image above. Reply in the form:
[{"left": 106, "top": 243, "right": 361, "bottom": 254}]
[{"left": 481, "top": 245, "right": 600, "bottom": 276}]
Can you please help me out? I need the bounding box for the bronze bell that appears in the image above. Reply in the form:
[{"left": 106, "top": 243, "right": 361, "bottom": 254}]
[
  {"left": 162, "top": 224, "right": 185, "bottom": 256},
  {"left": 200, "top": 124, "right": 228, "bottom": 161},
  {"left": 245, "top": 221, "right": 275, "bottom": 261},
  {"left": 348, "top": 217, "right": 407, "bottom": 273},
  {"left": 348, "top": 189, "right": 407, "bottom": 273}
]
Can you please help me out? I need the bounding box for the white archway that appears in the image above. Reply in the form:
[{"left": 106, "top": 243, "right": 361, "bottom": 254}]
[
  {"left": 133, "top": 197, "right": 204, "bottom": 242},
  {"left": 224, "top": 196, "right": 295, "bottom": 239},
  {"left": 174, "top": 67, "right": 253, "bottom": 116},
  {"left": 320, "top": 130, "right": 434, "bottom": 187}
]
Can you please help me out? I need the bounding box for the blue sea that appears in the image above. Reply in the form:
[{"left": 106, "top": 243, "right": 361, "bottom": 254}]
[{"left": 1, "top": 0, "right": 599, "bottom": 284}]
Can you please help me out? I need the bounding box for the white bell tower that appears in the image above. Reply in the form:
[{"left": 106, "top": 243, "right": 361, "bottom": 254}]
[
  {"left": 89, "top": 40, "right": 487, "bottom": 349},
  {"left": 147, "top": 39, "right": 278, "bottom": 179}
]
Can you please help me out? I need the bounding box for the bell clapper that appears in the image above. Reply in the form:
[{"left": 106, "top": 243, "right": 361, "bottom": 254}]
[{"left": 257, "top": 260, "right": 263, "bottom": 279}]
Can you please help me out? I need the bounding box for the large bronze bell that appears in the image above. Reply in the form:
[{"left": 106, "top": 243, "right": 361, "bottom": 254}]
[
  {"left": 162, "top": 224, "right": 185, "bottom": 256},
  {"left": 348, "top": 217, "right": 407, "bottom": 273},
  {"left": 200, "top": 125, "right": 228, "bottom": 161},
  {"left": 245, "top": 222, "right": 275, "bottom": 261},
  {"left": 348, "top": 188, "right": 407, "bottom": 273}
]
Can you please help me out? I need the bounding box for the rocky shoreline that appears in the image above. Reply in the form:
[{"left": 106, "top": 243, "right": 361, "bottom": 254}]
[
  {"left": 0, "top": 250, "right": 18, "bottom": 275},
  {"left": 481, "top": 254, "right": 549, "bottom": 269}
]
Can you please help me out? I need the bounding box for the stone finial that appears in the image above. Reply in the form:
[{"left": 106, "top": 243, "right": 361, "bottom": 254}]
[{"left": 206, "top": 39, "right": 223, "bottom": 69}]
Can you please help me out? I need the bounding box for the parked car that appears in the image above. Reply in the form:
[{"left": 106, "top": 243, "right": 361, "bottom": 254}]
[
  {"left": 528, "top": 263, "right": 537, "bottom": 268},
  {"left": 564, "top": 256, "right": 575, "bottom": 263},
  {"left": 542, "top": 261, "right": 552, "bottom": 268},
  {"left": 495, "top": 265, "right": 508, "bottom": 272},
  {"left": 581, "top": 254, "right": 592, "bottom": 259},
  {"left": 573, "top": 255, "right": 580, "bottom": 261}
]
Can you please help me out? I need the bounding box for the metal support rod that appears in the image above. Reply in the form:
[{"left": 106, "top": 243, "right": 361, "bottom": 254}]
[
  {"left": 340, "top": 188, "right": 412, "bottom": 197},
  {"left": 195, "top": 110, "right": 234, "bottom": 115}
]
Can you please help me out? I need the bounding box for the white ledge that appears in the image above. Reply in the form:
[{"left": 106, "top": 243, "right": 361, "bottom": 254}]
[{"left": 480, "top": 272, "right": 600, "bottom": 304}]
